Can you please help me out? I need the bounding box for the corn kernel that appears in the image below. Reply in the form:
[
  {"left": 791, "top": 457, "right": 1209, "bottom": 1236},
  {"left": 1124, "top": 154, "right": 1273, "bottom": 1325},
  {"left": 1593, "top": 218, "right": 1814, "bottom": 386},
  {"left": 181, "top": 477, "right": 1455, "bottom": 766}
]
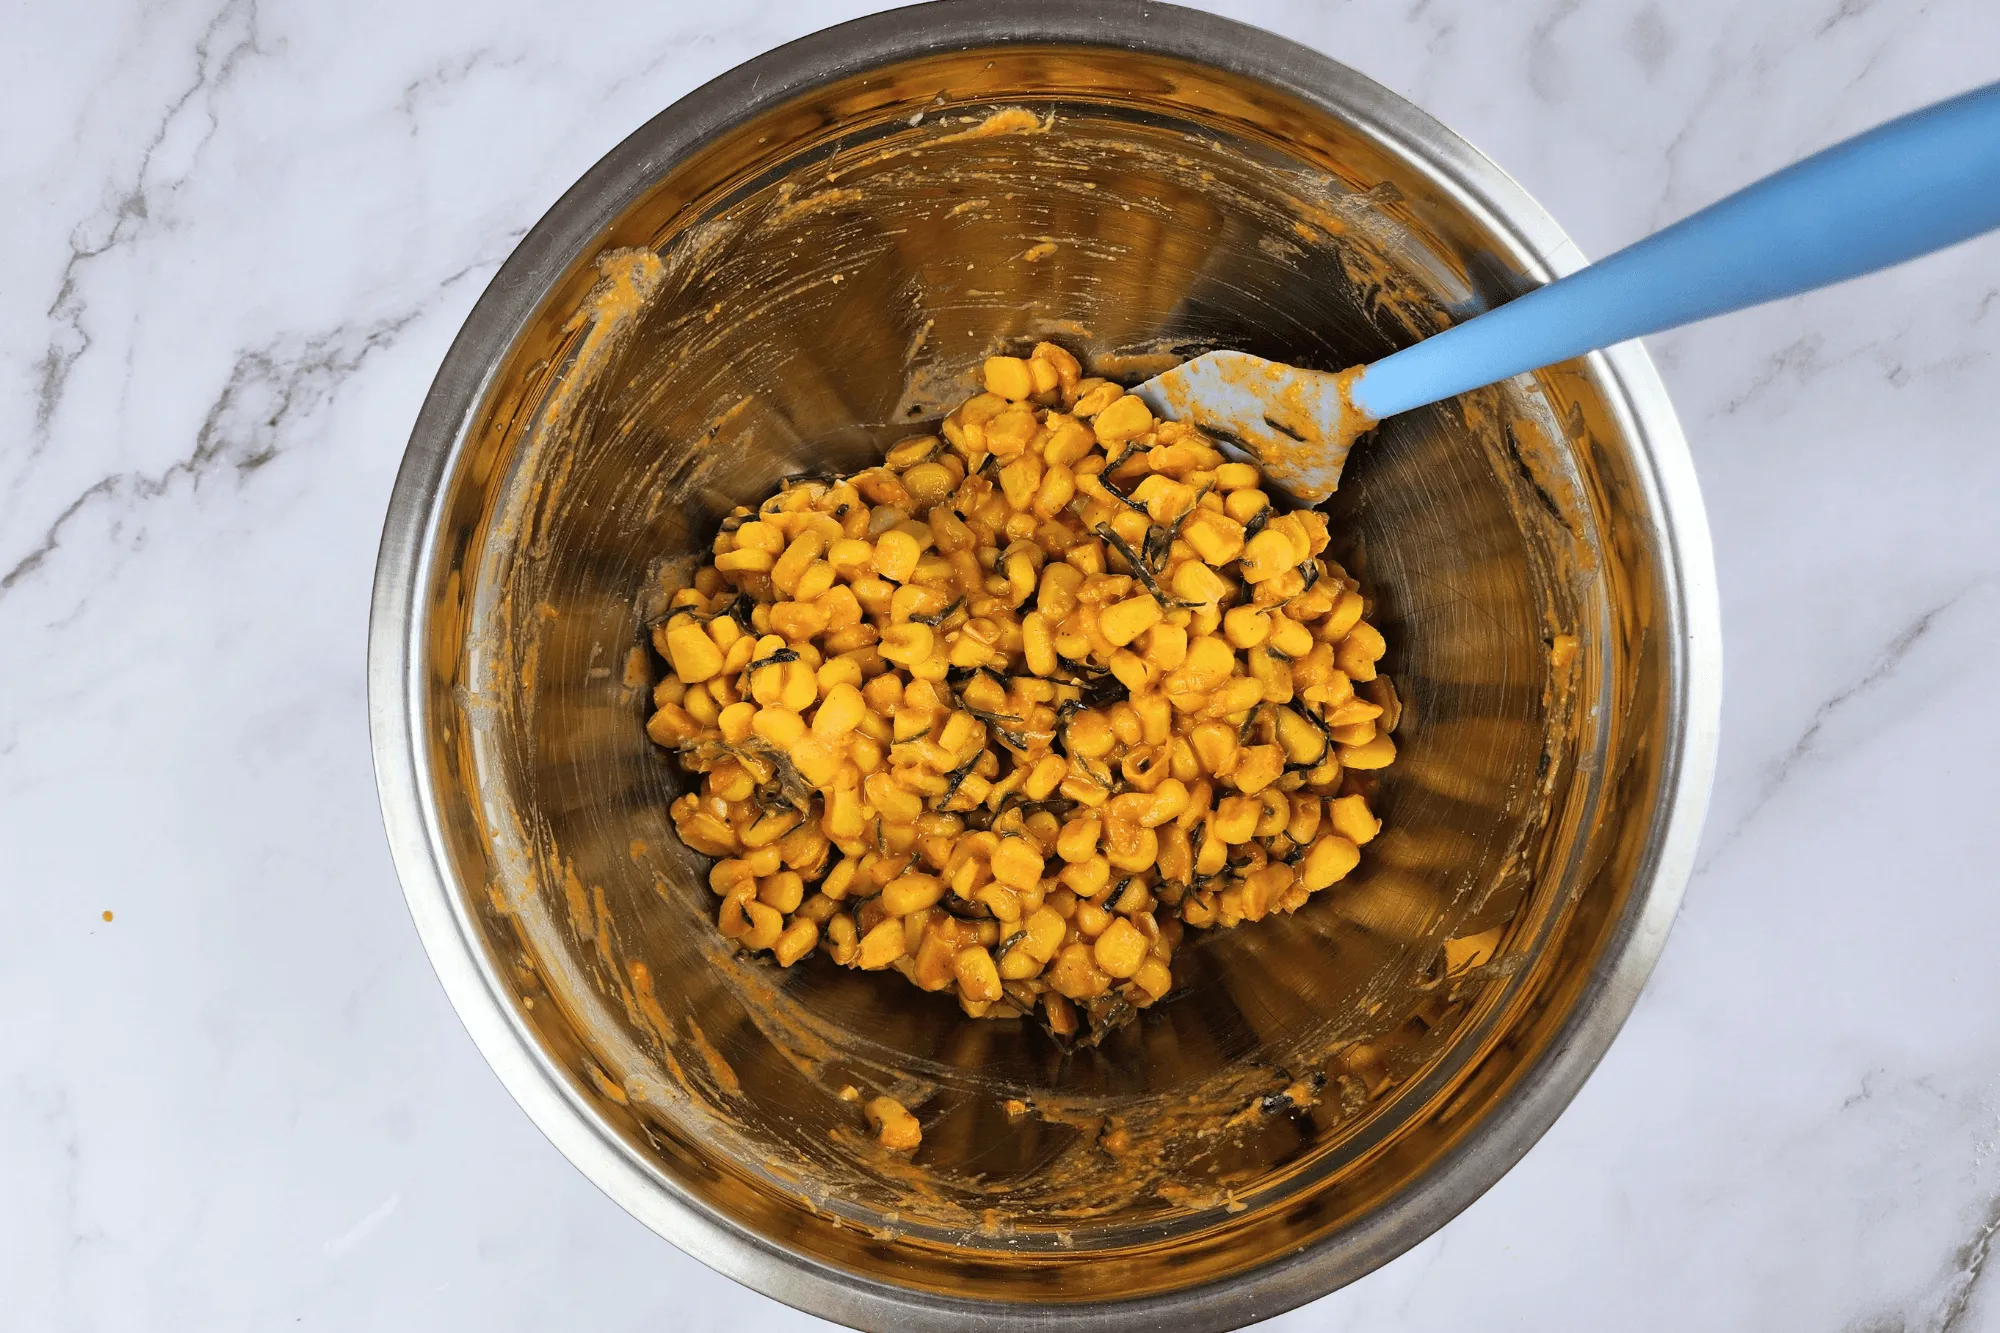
[
  {"left": 1093, "top": 394, "right": 1154, "bottom": 444},
  {"left": 984, "top": 355, "right": 1036, "bottom": 401},
  {"left": 858, "top": 919, "right": 907, "bottom": 969},
  {"left": 991, "top": 838, "right": 1045, "bottom": 889},
  {"left": 1300, "top": 834, "right": 1361, "bottom": 890},
  {"left": 1339, "top": 732, "right": 1397, "bottom": 770},
  {"left": 774, "top": 918, "right": 819, "bottom": 966},
  {"left": 1099, "top": 594, "right": 1163, "bottom": 647},
  {"left": 954, "top": 946, "right": 1004, "bottom": 1002},
  {"left": 663, "top": 624, "right": 724, "bottom": 683}
]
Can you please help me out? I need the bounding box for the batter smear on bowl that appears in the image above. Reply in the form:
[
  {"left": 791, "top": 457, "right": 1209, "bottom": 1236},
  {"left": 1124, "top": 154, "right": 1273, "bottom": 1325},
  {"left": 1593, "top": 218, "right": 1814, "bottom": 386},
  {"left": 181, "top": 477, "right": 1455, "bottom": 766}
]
[{"left": 646, "top": 342, "right": 1398, "bottom": 1045}]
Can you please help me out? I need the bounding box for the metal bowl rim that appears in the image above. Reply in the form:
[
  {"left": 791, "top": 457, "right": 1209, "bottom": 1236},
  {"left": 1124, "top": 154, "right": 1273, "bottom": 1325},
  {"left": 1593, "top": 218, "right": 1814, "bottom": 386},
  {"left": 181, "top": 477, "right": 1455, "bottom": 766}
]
[{"left": 365, "top": 3, "right": 1722, "bottom": 1328}]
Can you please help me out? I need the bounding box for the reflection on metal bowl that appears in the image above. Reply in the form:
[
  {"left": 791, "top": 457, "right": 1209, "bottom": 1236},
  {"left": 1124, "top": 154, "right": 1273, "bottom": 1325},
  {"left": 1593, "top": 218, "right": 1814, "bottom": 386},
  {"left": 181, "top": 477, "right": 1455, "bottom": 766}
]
[{"left": 368, "top": 3, "right": 1720, "bottom": 1329}]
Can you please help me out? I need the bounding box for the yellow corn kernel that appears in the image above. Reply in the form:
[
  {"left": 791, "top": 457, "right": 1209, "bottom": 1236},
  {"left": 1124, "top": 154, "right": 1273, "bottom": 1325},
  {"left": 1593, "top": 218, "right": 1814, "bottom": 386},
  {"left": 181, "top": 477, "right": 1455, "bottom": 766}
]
[
  {"left": 886, "top": 434, "right": 943, "bottom": 469},
  {"left": 663, "top": 623, "right": 725, "bottom": 683},
  {"left": 1213, "top": 462, "right": 1259, "bottom": 490},
  {"left": 1033, "top": 341, "right": 1082, "bottom": 392},
  {"left": 1141, "top": 621, "right": 1187, "bottom": 670},
  {"left": 1323, "top": 589, "right": 1366, "bottom": 641},
  {"left": 1300, "top": 834, "right": 1361, "bottom": 890},
  {"left": 706, "top": 761, "right": 755, "bottom": 804},
  {"left": 902, "top": 461, "right": 955, "bottom": 510},
  {"left": 1091, "top": 918, "right": 1148, "bottom": 979},
  {"left": 1072, "top": 900, "right": 1112, "bottom": 939},
  {"left": 732, "top": 520, "right": 783, "bottom": 554},
  {"left": 1130, "top": 692, "right": 1172, "bottom": 746},
  {"left": 881, "top": 873, "right": 946, "bottom": 916},
  {"left": 1213, "top": 795, "right": 1259, "bottom": 844},
  {"left": 953, "top": 946, "right": 1004, "bottom": 1002},
  {"left": 874, "top": 529, "right": 923, "bottom": 583},
  {"left": 984, "top": 355, "right": 1036, "bottom": 402},
  {"left": 1265, "top": 614, "right": 1312, "bottom": 659},
  {"left": 1023, "top": 754, "right": 1069, "bottom": 800},
  {"left": 812, "top": 682, "right": 866, "bottom": 740},
  {"left": 815, "top": 654, "right": 863, "bottom": 694},
  {"left": 758, "top": 871, "right": 806, "bottom": 914},
  {"left": 1100, "top": 650, "right": 1143, "bottom": 693},
  {"left": 1093, "top": 394, "right": 1154, "bottom": 444},
  {"left": 717, "top": 701, "right": 757, "bottom": 743},
  {"left": 1275, "top": 707, "right": 1329, "bottom": 765},
  {"left": 1339, "top": 732, "right": 1397, "bottom": 769},
  {"left": 793, "top": 560, "right": 838, "bottom": 605},
  {"left": 738, "top": 900, "right": 784, "bottom": 950},
  {"left": 1003, "top": 549, "right": 1040, "bottom": 605},
  {"left": 1099, "top": 594, "right": 1163, "bottom": 647},
  {"left": 1230, "top": 744, "right": 1284, "bottom": 794},
  {"left": 862, "top": 673, "right": 902, "bottom": 713},
  {"left": 1254, "top": 790, "right": 1291, "bottom": 838},
  {"left": 998, "top": 453, "right": 1044, "bottom": 510},
  {"left": 863, "top": 771, "right": 924, "bottom": 823},
  {"left": 1223, "top": 489, "right": 1269, "bottom": 525},
  {"left": 682, "top": 684, "right": 720, "bottom": 727},
  {"left": 789, "top": 734, "right": 841, "bottom": 786},
  {"left": 752, "top": 706, "right": 806, "bottom": 749},
  {"left": 1026, "top": 355, "right": 1061, "bottom": 396},
  {"left": 865, "top": 1095, "right": 923, "bottom": 1152},
  {"left": 857, "top": 919, "right": 907, "bottom": 969},
  {"left": 1131, "top": 474, "right": 1191, "bottom": 522},
  {"left": 827, "top": 537, "right": 874, "bottom": 572},
  {"left": 1286, "top": 792, "right": 1324, "bottom": 845},
  {"left": 878, "top": 622, "right": 935, "bottom": 665},
  {"left": 771, "top": 532, "right": 825, "bottom": 595},
  {"left": 1330, "top": 720, "right": 1376, "bottom": 747},
  {"left": 1168, "top": 635, "right": 1235, "bottom": 694},
  {"left": 1131, "top": 957, "right": 1173, "bottom": 1000},
  {"left": 1239, "top": 529, "right": 1295, "bottom": 583},
  {"left": 976, "top": 883, "right": 1023, "bottom": 922},
  {"left": 1167, "top": 561, "right": 1224, "bottom": 609},
  {"left": 1338, "top": 619, "right": 1387, "bottom": 665},
  {"left": 1034, "top": 463, "right": 1076, "bottom": 518},
  {"left": 1328, "top": 793, "right": 1380, "bottom": 844},
  {"left": 713, "top": 548, "right": 775, "bottom": 575},
  {"left": 779, "top": 661, "right": 817, "bottom": 712},
  {"left": 1021, "top": 905, "right": 1067, "bottom": 961},
  {"left": 985, "top": 403, "right": 1039, "bottom": 456},
  {"left": 998, "top": 942, "right": 1043, "bottom": 981},
  {"left": 1038, "top": 562, "right": 1085, "bottom": 618},
  {"left": 1222, "top": 606, "right": 1269, "bottom": 650},
  {"left": 1182, "top": 510, "right": 1246, "bottom": 566},
  {"left": 932, "top": 711, "right": 978, "bottom": 761},
  {"left": 1059, "top": 854, "right": 1110, "bottom": 897},
  {"left": 773, "top": 918, "right": 819, "bottom": 966},
  {"left": 1056, "top": 815, "right": 1102, "bottom": 863},
  {"left": 1139, "top": 778, "right": 1191, "bottom": 828},
  {"left": 991, "top": 838, "right": 1045, "bottom": 889},
  {"left": 1039, "top": 413, "right": 1092, "bottom": 466},
  {"left": 1065, "top": 709, "right": 1117, "bottom": 759},
  {"left": 1021, "top": 611, "right": 1057, "bottom": 676},
  {"left": 825, "top": 914, "right": 859, "bottom": 963},
  {"left": 1188, "top": 720, "right": 1238, "bottom": 775}
]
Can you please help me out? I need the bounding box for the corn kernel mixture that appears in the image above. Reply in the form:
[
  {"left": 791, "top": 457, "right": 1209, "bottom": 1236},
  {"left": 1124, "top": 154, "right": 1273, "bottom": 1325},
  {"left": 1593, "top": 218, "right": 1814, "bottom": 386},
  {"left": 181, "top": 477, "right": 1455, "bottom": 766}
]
[{"left": 648, "top": 342, "right": 1398, "bottom": 1045}]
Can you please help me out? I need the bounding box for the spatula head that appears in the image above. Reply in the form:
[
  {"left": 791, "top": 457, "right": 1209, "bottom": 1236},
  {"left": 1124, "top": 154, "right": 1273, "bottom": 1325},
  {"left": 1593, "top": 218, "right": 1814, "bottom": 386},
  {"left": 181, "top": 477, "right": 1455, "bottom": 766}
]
[{"left": 1132, "top": 350, "right": 1373, "bottom": 502}]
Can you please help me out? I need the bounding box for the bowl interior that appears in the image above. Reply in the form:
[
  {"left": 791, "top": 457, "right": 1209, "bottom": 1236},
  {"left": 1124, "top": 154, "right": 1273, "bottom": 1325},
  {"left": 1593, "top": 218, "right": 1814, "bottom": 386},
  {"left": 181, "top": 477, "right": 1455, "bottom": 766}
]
[{"left": 409, "top": 37, "right": 1677, "bottom": 1313}]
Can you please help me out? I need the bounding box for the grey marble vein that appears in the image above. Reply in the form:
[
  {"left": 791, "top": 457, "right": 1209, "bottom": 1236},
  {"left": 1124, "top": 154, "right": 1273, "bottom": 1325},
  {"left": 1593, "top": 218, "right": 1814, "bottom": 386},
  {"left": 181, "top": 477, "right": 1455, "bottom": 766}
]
[{"left": 32, "top": 0, "right": 265, "bottom": 454}]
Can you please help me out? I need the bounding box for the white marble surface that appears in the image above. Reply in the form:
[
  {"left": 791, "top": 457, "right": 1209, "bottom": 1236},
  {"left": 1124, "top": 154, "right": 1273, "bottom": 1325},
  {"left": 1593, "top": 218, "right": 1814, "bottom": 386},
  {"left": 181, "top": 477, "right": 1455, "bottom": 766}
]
[{"left": 5, "top": 0, "right": 1998, "bottom": 1328}]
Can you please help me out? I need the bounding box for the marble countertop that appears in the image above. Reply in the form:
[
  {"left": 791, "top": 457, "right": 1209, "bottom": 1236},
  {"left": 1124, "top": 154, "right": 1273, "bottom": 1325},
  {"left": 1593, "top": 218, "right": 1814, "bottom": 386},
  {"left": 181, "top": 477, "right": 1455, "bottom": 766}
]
[{"left": 6, "top": 1, "right": 1999, "bottom": 1328}]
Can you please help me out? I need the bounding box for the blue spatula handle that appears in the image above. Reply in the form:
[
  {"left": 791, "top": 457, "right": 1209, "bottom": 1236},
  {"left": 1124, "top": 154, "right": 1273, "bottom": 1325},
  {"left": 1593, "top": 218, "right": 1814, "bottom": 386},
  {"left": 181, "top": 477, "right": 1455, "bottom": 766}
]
[{"left": 1350, "top": 81, "right": 2000, "bottom": 421}]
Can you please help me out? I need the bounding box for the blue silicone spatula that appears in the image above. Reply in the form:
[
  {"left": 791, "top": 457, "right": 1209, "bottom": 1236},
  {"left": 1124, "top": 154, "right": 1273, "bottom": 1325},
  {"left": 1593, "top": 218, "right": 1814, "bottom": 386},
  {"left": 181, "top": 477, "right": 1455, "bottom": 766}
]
[{"left": 1134, "top": 81, "right": 2000, "bottom": 500}]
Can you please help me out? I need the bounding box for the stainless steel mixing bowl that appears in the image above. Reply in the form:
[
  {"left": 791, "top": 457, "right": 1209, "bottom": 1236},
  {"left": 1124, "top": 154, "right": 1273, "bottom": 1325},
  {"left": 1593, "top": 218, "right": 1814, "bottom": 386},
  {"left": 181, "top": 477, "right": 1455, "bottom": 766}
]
[{"left": 368, "top": 3, "right": 1720, "bottom": 1328}]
